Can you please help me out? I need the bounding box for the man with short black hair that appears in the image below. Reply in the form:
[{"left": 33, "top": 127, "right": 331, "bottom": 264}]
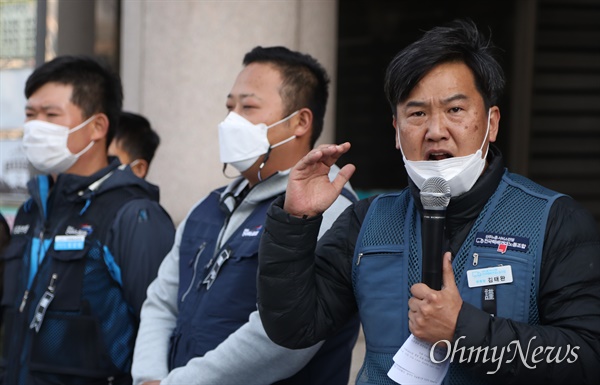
[
  {"left": 132, "top": 46, "right": 360, "bottom": 385},
  {"left": 1, "top": 55, "right": 175, "bottom": 385},
  {"left": 257, "top": 19, "right": 600, "bottom": 385}
]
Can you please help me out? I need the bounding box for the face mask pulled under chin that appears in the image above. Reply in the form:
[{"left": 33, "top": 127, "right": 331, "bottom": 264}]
[
  {"left": 22, "top": 115, "right": 96, "bottom": 174},
  {"left": 399, "top": 110, "right": 491, "bottom": 197},
  {"left": 217, "top": 110, "right": 298, "bottom": 173}
]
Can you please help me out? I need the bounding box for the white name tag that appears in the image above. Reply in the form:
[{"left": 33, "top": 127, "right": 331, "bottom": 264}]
[
  {"left": 466, "top": 265, "right": 513, "bottom": 288},
  {"left": 54, "top": 235, "right": 86, "bottom": 251}
]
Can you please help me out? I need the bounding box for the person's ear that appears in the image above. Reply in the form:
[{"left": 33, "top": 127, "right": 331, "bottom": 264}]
[
  {"left": 292, "top": 108, "right": 313, "bottom": 138},
  {"left": 393, "top": 114, "right": 400, "bottom": 150},
  {"left": 131, "top": 159, "right": 149, "bottom": 179},
  {"left": 90, "top": 113, "right": 110, "bottom": 141},
  {"left": 488, "top": 106, "right": 500, "bottom": 143}
]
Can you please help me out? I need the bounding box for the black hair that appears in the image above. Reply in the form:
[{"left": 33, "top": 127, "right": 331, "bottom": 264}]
[
  {"left": 243, "top": 46, "right": 330, "bottom": 147},
  {"left": 384, "top": 19, "right": 505, "bottom": 115},
  {"left": 113, "top": 111, "right": 160, "bottom": 165},
  {"left": 24, "top": 55, "right": 123, "bottom": 147}
]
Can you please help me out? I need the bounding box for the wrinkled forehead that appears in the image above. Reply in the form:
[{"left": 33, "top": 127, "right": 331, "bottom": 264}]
[{"left": 397, "top": 62, "right": 484, "bottom": 110}]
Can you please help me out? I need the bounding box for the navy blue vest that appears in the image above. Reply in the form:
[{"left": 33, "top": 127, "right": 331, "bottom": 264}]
[
  {"left": 352, "top": 171, "right": 563, "bottom": 385},
  {"left": 169, "top": 188, "right": 275, "bottom": 368},
  {"left": 170, "top": 186, "right": 360, "bottom": 385}
]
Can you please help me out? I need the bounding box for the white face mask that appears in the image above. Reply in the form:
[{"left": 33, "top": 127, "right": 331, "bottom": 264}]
[
  {"left": 398, "top": 110, "right": 491, "bottom": 197},
  {"left": 22, "top": 115, "right": 97, "bottom": 174},
  {"left": 218, "top": 110, "right": 298, "bottom": 173},
  {"left": 117, "top": 159, "right": 140, "bottom": 170}
]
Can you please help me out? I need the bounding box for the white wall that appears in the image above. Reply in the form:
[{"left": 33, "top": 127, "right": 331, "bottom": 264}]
[{"left": 120, "top": 0, "right": 338, "bottom": 224}]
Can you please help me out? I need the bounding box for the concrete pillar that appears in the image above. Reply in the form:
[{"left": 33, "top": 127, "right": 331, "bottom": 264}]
[
  {"left": 56, "top": 0, "right": 95, "bottom": 57},
  {"left": 121, "top": 0, "right": 338, "bottom": 224}
]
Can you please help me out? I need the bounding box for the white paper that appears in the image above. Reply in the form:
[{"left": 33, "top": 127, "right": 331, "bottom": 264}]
[{"left": 387, "top": 334, "right": 450, "bottom": 385}]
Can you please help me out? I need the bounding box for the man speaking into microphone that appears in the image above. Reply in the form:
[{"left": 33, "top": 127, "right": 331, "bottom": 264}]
[{"left": 257, "top": 18, "right": 600, "bottom": 385}]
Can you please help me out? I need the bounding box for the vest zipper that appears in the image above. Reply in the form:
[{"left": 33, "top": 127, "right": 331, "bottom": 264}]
[
  {"left": 37, "top": 229, "right": 45, "bottom": 266},
  {"left": 356, "top": 251, "right": 399, "bottom": 266},
  {"left": 20, "top": 227, "right": 47, "bottom": 313},
  {"left": 19, "top": 290, "right": 29, "bottom": 312},
  {"left": 356, "top": 253, "right": 363, "bottom": 266},
  {"left": 22, "top": 176, "right": 50, "bottom": 314},
  {"left": 181, "top": 242, "right": 207, "bottom": 303}
]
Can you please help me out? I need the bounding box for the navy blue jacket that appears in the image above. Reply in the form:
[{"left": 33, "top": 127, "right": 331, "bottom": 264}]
[{"left": 1, "top": 159, "right": 175, "bottom": 385}]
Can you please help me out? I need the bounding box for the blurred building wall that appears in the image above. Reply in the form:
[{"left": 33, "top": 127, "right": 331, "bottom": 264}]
[{"left": 120, "top": 0, "right": 339, "bottom": 225}]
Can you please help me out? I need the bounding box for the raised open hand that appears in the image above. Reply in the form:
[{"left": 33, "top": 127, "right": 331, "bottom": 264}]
[{"left": 284, "top": 142, "right": 355, "bottom": 218}]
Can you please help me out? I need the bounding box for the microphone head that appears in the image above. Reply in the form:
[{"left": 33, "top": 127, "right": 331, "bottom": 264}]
[{"left": 420, "top": 177, "right": 451, "bottom": 210}]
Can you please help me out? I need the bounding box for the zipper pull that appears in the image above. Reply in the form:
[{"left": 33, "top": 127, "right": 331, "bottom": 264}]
[
  {"left": 48, "top": 273, "right": 57, "bottom": 293},
  {"left": 356, "top": 253, "right": 363, "bottom": 266},
  {"left": 473, "top": 253, "right": 479, "bottom": 266},
  {"left": 19, "top": 290, "right": 29, "bottom": 312}
]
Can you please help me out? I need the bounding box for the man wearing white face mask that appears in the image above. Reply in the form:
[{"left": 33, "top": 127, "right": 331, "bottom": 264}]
[
  {"left": 132, "top": 46, "right": 360, "bottom": 385},
  {"left": 1, "top": 56, "right": 175, "bottom": 385},
  {"left": 397, "top": 109, "right": 492, "bottom": 198},
  {"left": 257, "top": 19, "right": 600, "bottom": 385}
]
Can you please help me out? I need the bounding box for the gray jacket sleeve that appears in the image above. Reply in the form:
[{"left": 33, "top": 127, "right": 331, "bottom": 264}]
[
  {"left": 132, "top": 203, "right": 195, "bottom": 385},
  {"left": 133, "top": 220, "right": 322, "bottom": 385},
  {"left": 161, "top": 311, "right": 323, "bottom": 385}
]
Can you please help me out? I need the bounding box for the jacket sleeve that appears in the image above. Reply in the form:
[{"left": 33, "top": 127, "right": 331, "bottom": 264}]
[
  {"left": 160, "top": 311, "right": 324, "bottom": 385},
  {"left": 453, "top": 197, "right": 600, "bottom": 384},
  {"left": 131, "top": 215, "right": 187, "bottom": 385},
  {"left": 258, "top": 195, "right": 369, "bottom": 349},
  {"left": 108, "top": 199, "right": 176, "bottom": 318}
]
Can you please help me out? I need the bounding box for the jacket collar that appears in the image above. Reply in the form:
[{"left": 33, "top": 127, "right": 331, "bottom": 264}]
[
  {"left": 219, "top": 164, "right": 345, "bottom": 211},
  {"left": 52, "top": 157, "right": 122, "bottom": 198}
]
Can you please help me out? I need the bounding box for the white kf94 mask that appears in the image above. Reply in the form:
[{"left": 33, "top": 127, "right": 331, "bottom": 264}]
[{"left": 218, "top": 111, "right": 298, "bottom": 173}]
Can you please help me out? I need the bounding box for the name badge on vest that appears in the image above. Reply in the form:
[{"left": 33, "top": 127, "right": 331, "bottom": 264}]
[
  {"left": 466, "top": 265, "right": 513, "bottom": 288},
  {"left": 54, "top": 235, "right": 86, "bottom": 250}
]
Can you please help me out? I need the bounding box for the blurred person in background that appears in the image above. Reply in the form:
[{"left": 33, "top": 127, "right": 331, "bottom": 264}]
[{"left": 109, "top": 111, "right": 161, "bottom": 179}]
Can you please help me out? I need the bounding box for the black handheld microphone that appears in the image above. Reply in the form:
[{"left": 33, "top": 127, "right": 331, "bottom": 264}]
[{"left": 420, "top": 177, "right": 451, "bottom": 290}]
